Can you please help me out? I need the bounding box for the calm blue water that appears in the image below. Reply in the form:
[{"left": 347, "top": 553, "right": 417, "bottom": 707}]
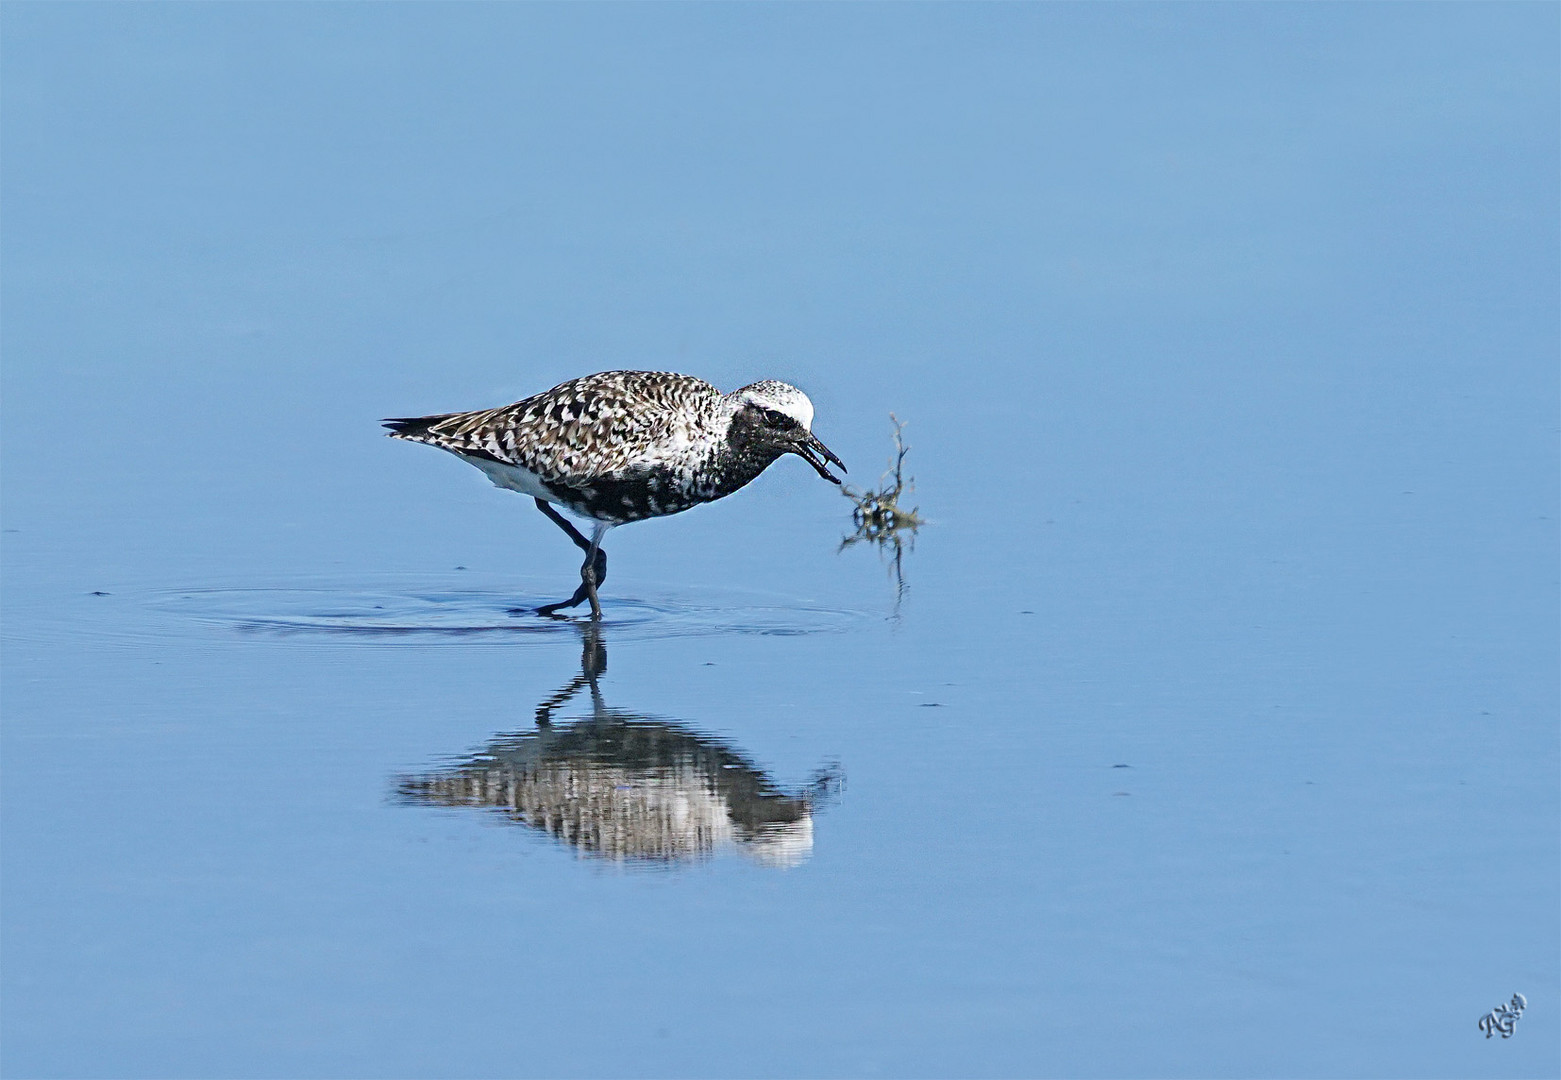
[{"left": 3, "top": 6, "right": 1556, "bottom": 1077}]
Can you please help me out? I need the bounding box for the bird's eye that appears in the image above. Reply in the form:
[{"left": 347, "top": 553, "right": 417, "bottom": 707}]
[{"left": 761, "top": 408, "right": 796, "bottom": 429}]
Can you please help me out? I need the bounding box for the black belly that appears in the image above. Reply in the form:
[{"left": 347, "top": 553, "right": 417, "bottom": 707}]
[
  {"left": 542, "top": 445, "right": 780, "bottom": 525},
  {"left": 545, "top": 470, "right": 710, "bottom": 524}
]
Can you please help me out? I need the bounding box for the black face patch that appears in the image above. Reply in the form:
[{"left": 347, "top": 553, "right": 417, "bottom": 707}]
[{"left": 759, "top": 407, "right": 800, "bottom": 432}]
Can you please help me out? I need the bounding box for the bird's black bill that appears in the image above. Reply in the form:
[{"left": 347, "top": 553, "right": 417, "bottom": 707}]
[{"left": 794, "top": 432, "right": 846, "bottom": 485}]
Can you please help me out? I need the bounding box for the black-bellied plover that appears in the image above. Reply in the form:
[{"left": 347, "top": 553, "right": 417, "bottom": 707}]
[{"left": 384, "top": 370, "right": 845, "bottom": 618}]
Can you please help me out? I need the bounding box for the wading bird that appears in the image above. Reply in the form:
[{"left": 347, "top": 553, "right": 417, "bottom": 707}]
[{"left": 385, "top": 370, "right": 845, "bottom": 617}]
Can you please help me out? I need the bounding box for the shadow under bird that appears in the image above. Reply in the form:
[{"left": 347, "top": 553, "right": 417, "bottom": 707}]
[{"left": 384, "top": 370, "right": 845, "bottom": 617}]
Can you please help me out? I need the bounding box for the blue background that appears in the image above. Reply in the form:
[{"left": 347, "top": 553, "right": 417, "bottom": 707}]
[{"left": 3, "top": 4, "right": 1557, "bottom": 1076}]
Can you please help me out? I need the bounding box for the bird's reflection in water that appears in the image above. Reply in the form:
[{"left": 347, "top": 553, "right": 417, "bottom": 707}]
[{"left": 396, "top": 624, "right": 841, "bottom": 868}]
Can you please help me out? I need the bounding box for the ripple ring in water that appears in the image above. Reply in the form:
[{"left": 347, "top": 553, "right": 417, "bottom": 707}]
[{"left": 144, "top": 574, "right": 868, "bottom": 646}]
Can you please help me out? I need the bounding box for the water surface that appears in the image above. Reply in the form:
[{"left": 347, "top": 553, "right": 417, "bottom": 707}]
[{"left": 3, "top": 5, "right": 1557, "bottom": 1077}]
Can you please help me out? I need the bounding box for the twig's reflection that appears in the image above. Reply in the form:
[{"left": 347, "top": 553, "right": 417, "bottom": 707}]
[
  {"left": 839, "top": 527, "right": 915, "bottom": 613},
  {"left": 396, "top": 624, "right": 841, "bottom": 868}
]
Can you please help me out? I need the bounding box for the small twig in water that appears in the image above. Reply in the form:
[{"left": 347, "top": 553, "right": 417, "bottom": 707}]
[
  {"left": 840, "top": 415, "right": 925, "bottom": 612},
  {"left": 841, "top": 414, "right": 925, "bottom": 542}
]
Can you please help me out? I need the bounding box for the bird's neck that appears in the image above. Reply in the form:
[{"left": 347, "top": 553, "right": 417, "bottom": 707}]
[{"left": 705, "top": 403, "right": 785, "bottom": 497}]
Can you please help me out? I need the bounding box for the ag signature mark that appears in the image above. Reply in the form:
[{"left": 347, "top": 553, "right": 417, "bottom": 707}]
[{"left": 1478, "top": 993, "right": 1526, "bottom": 1039}]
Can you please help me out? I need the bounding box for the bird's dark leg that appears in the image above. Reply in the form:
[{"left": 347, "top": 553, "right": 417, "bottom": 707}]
[
  {"left": 577, "top": 527, "right": 606, "bottom": 620},
  {"left": 533, "top": 498, "right": 609, "bottom": 619}
]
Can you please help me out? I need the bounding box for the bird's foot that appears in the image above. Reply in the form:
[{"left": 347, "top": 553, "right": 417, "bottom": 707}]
[
  {"left": 532, "top": 580, "right": 592, "bottom": 618},
  {"left": 524, "top": 604, "right": 574, "bottom": 619}
]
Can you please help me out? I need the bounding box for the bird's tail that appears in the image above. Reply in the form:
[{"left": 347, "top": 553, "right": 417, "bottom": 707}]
[{"left": 382, "top": 414, "right": 457, "bottom": 440}]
